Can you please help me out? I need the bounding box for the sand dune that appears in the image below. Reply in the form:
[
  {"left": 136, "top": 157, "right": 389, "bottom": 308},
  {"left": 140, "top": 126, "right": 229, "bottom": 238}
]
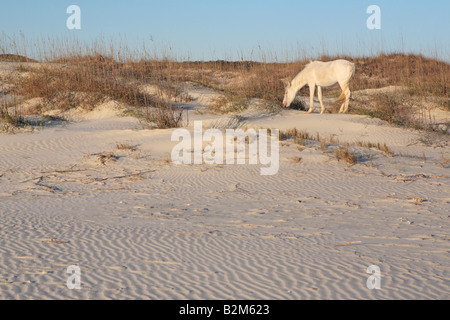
[{"left": 0, "top": 62, "right": 449, "bottom": 300}]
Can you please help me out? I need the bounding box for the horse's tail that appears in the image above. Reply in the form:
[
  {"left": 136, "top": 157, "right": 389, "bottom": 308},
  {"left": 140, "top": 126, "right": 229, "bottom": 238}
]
[
  {"left": 336, "top": 63, "right": 355, "bottom": 103},
  {"left": 336, "top": 91, "right": 346, "bottom": 103}
]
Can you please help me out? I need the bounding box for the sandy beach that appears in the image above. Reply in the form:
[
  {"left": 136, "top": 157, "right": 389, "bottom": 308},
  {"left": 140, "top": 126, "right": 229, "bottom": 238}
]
[{"left": 0, "top": 60, "right": 449, "bottom": 300}]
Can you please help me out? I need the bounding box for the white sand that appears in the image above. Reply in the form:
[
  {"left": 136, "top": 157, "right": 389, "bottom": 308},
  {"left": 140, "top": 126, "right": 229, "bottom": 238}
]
[{"left": 0, "top": 65, "right": 449, "bottom": 299}]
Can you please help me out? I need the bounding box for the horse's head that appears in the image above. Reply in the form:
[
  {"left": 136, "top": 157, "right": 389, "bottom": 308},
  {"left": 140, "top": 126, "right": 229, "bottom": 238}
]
[{"left": 282, "top": 81, "right": 295, "bottom": 108}]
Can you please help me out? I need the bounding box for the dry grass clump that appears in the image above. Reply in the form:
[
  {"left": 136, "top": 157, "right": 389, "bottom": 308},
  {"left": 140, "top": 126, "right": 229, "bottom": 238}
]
[
  {"left": 355, "top": 140, "right": 393, "bottom": 157},
  {"left": 438, "top": 153, "right": 450, "bottom": 168},
  {"left": 1, "top": 105, "right": 27, "bottom": 128},
  {"left": 227, "top": 64, "right": 290, "bottom": 102},
  {"left": 351, "top": 90, "right": 450, "bottom": 132},
  {"left": 210, "top": 96, "right": 247, "bottom": 114},
  {"left": 279, "top": 128, "right": 314, "bottom": 148},
  {"left": 0, "top": 96, "right": 29, "bottom": 130},
  {"left": 279, "top": 128, "right": 310, "bottom": 141},
  {"left": 334, "top": 145, "right": 358, "bottom": 164},
  {"left": 6, "top": 53, "right": 185, "bottom": 128},
  {"left": 289, "top": 156, "right": 301, "bottom": 163},
  {"left": 280, "top": 127, "right": 360, "bottom": 164},
  {"left": 94, "top": 152, "right": 118, "bottom": 165},
  {"left": 0, "top": 54, "right": 37, "bottom": 63},
  {"left": 352, "top": 93, "right": 414, "bottom": 126},
  {"left": 350, "top": 53, "right": 449, "bottom": 98},
  {"left": 139, "top": 104, "right": 184, "bottom": 129},
  {"left": 12, "top": 63, "right": 152, "bottom": 111},
  {"left": 115, "top": 142, "right": 137, "bottom": 152}
]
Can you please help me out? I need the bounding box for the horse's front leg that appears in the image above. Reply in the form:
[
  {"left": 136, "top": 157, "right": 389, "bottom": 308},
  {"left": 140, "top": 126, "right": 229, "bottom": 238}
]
[
  {"left": 317, "top": 86, "right": 325, "bottom": 114},
  {"left": 307, "top": 84, "right": 315, "bottom": 113}
]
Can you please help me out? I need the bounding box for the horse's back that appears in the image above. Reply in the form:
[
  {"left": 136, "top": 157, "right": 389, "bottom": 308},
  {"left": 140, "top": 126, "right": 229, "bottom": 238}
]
[
  {"left": 330, "top": 59, "right": 354, "bottom": 70},
  {"left": 330, "top": 59, "right": 355, "bottom": 80},
  {"left": 305, "top": 59, "right": 354, "bottom": 86},
  {"left": 309, "top": 59, "right": 353, "bottom": 71}
]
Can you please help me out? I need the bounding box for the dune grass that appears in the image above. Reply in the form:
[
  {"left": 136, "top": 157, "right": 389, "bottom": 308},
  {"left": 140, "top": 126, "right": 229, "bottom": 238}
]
[{"left": 1, "top": 36, "right": 449, "bottom": 131}]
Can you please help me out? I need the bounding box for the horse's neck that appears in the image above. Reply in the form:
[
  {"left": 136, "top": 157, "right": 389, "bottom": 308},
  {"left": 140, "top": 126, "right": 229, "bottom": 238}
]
[{"left": 292, "top": 71, "right": 307, "bottom": 91}]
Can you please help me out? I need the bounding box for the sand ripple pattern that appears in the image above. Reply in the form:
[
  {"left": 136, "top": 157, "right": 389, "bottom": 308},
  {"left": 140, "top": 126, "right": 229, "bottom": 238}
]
[
  {"left": 0, "top": 157, "right": 448, "bottom": 299},
  {"left": 0, "top": 107, "right": 448, "bottom": 299}
]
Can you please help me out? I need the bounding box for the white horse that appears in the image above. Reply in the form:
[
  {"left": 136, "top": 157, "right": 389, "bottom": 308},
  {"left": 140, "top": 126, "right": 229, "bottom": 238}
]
[{"left": 282, "top": 59, "right": 355, "bottom": 113}]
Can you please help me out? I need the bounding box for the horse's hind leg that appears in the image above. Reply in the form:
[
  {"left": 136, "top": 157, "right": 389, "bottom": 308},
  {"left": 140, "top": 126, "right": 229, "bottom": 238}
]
[
  {"left": 338, "top": 81, "right": 351, "bottom": 113},
  {"left": 343, "top": 87, "right": 351, "bottom": 112},
  {"left": 342, "top": 87, "right": 351, "bottom": 113}
]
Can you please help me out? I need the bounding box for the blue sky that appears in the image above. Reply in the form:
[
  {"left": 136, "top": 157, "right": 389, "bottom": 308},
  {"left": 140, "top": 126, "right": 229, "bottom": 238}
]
[{"left": 1, "top": 0, "right": 449, "bottom": 61}]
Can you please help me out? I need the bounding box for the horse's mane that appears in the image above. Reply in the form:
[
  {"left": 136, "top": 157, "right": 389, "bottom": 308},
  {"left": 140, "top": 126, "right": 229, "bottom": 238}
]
[
  {"left": 303, "top": 60, "right": 318, "bottom": 69},
  {"left": 298, "top": 61, "right": 316, "bottom": 74}
]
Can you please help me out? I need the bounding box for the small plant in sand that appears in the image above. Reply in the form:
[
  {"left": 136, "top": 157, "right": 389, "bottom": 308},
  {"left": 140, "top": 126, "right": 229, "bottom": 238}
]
[
  {"left": 438, "top": 153, "right": 450, "bottom": 168},
  {"left": 210, "top": 95, "right": 247, "bottom": 114},
  {"left": 320, "top": 139, "right": 327, "bottom": 151},
  {"left": 115, "top": 142, "right": 137, "bottom": 152},
  {"left": 290, "top": 156, "right": 301, "bottom": 163},
  {"left": 0, "top": 101, "right": 29, "bottom": 130},
  {"left": 94, "top": 152, "right": 118, "bottom": 165},
  {"left": 279, "top": 128, "right": 310, "bottom": 142},
  {"left": 140, "top": 104, "right": 184, "bottom": 129},
  {"left": 355, "top": 140, "right": 393, "bottom": 157},
  {"left": 334, "top": 145, "right": 358, "bottom": 165}
]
